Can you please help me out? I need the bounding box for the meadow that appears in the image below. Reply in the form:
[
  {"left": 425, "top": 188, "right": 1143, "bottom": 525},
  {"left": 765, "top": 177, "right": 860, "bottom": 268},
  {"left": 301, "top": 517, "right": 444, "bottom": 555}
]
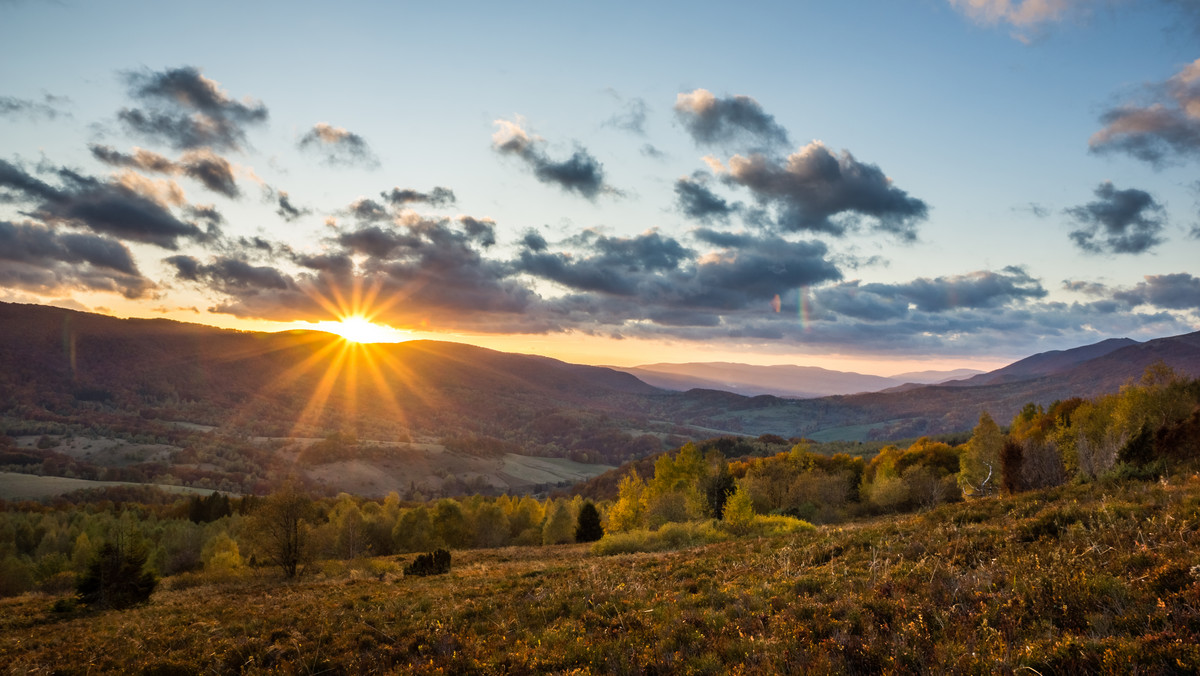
[{"left": 3, "top": 473, "right": 1200, "bottom": 674}]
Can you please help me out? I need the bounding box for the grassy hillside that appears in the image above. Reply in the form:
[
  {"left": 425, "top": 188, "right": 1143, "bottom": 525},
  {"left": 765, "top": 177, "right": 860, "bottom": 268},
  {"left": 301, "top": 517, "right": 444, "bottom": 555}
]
[{"left": 3, "top": 475, "right": 1200, "bottom": 673}]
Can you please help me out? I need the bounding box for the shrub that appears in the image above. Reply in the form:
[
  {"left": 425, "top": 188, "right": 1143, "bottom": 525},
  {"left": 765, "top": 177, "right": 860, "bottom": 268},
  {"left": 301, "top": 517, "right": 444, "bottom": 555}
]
[
  {"left": 76, "top": 541, "right": 158, "bottom": 609},
  {"left": 591, "top": 521, "right": 726, "bottom": 556},
  {"left": 404, "top": 549, "right": 451, "bottom": 576}
]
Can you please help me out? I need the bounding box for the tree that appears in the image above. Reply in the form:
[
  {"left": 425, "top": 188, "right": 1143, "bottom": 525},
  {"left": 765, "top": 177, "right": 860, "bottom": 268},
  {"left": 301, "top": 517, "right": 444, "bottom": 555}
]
[
  {"left": 574, "top": 501, "right": 604, "bottom": 543},
  {"left": 542, "top": 500, "right": 575, "bottom": 545},
  {"left": 249, "top": 484, "right": 313, "bottom": 578},
  {"left": 1000, "top": 438, "right": 1024, "bottom": 494},
  {"left": 959, "top": 413, "right": 1002, "bottom": 497},
  {"left": 606, "top": 471, "right": 646, "bottom": 532},
  {"left": 76, "top": 540, "right": 158, "bottom": 609},
  {"left": 472, "top": 502, "right": 510, "bottom": 548},
  {"left": 722, "top": 482, "right": 756, "bottom": 534},
  {"left": 702, "top": 461, "right": 737, "bottom": 520}
]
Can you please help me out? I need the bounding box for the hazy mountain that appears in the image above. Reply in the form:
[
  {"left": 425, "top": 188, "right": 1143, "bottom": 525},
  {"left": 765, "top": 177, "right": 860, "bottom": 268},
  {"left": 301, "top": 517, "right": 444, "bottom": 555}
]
[
  {"left": 611, "top": 362, "right": 981, "bottom": 398},
  {"left": 4, "top": 301, "right": 1200, "bottom": 459},
  {"left": 889, "top": 368, "right": 983, "bottom": 384},
  {"left": 944, "top": 338, "right": 1139, "bottom": 387},
  {"left": 648, "top": 330, "right": 1200, "bottom": 442}
]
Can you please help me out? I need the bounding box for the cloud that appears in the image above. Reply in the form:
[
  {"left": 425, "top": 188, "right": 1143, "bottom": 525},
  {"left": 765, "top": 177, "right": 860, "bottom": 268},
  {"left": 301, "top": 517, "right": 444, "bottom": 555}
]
[
  {"left": 814, "top": 266, "right": 1048, "bottom": 320},
  {"left": 177, "top": 217, "right": 536, "bottom": 331},
  {"left": 0, "top": 158, "right": 211, "bottom": 249},
  {"left": 518, "top": 230, "right": 693, "bottom": 296},
  {"left": 640, "top": 143, "right": 666, "bottom": 159},
  {"left": 945, "top": 0, "right": 1101, "bottom": 41},
  {"left": 165, "top": 254, "right": 293, "bottom": 293},
  {"left": 492, "top": 119, "right": 616, "bottom": 199},
  {"left": 346, "top": 197, "right": 390, "bottom": 223},
  {"left": 274, "top": 190, "right": 310, "bottom": 222},
  {"left": 722, "top": 142, "right": 929, "bottom": 239},
  {"left": 0, "top": 220, "right": 154, "bottom": 298},
  {"left": 0, "top": 93, "right": 69, "bottom": 121},
  {"left": 604, "top": 96, "right": 648, "bottom": 135},
  {"left": 297, "top": 122, "right": 380, "bottom": 168},
  {"left": 674, "top": 89, "right": 790, "bottom": 151},
  {"left": 947, "top": 0, "right": 1082, "bottom": 26},
  {"left": 519, "top": 228, "right": 840, "bottom": 320},
  {"left": 1066, "top": 181, "right": 1166, "bottom": 254},
  {"left": 90, "top": 144, "right": 241, "bottom": 198},
  {"left": 381, "top": 186, "right": 456, "bottom": 207},
  {"left": 1111, "top": 273, "right": 1200, "bottom": 310},
  {"left": 1090, "top": 58, "right": 1200, "bottom": 166},
  {"left": 118, "top": 66, "right": 268, "bottom": 151},
  {"left": 458, "top": 216, "right": 496, "bottom": 247},
  {"left": 674, "top": 174, "right": 737, "bottom": 222}
]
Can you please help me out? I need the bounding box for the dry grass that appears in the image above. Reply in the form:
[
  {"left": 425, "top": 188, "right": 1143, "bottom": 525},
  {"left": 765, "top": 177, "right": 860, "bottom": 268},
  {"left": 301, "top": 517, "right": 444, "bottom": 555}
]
[{"left": 4, "top": 475, "right": 1200, "bottom": 674}]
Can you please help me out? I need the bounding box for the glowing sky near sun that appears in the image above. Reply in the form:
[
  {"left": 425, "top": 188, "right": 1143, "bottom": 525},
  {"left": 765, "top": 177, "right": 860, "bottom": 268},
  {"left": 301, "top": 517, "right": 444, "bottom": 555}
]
[{"left": 1, "top": 0, "right": 1198, "bottom": 375}]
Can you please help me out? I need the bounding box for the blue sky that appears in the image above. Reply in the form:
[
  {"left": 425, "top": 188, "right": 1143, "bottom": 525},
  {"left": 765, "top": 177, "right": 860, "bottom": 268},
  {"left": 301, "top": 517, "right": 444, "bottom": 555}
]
[{"left": 1, "top": 0, "right": 1198, "bottom": 374}]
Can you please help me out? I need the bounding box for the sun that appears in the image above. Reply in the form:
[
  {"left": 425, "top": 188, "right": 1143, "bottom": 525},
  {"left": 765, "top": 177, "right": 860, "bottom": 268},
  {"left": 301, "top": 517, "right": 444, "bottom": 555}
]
[{"left": 315, "top": 316, "right": 410, "bottom": 344}]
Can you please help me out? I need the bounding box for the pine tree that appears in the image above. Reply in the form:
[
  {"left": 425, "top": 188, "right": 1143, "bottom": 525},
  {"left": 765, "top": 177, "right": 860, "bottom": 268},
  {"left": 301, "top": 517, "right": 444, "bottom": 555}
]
[
  {"left": 574, "top": 501, "right": 604, "bottom": 543},
  {"left": 76, "top": 541, "right": 158, "bottom": 609}
]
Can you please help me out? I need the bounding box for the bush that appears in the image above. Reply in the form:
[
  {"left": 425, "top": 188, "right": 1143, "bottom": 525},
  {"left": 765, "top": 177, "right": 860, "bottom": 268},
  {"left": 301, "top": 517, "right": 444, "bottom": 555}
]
[
  {"left": 404, "top": 549, "right": 451, "bottom": 576},
  {"left": 591, "top": 521, "right": 726, "bottom": 556},
  {"left": 76, "top": 541, "right": 158, "bottom": 609}
]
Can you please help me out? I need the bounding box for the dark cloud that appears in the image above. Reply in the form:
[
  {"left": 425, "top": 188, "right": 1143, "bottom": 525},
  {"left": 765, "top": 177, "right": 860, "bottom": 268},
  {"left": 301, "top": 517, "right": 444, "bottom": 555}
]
[
  {"left": 458, "top": 216, "right": 496, "bottom": 247},
  {"left": 292, "top": 252, "right": 353, "bottom": 276},
  {"left": 186, "top": 218, "right": 536, "bottom": 331},
  {"left": 0, "top": 158, "right": 210, "bottom": 249},
  {"left": 274, "top": 190, "right": 310, "bottom": 222},
  {"left": 347, "top": 197, "right": 390, "bottom": 223},
  {"left": 336, "top": 225, "right": 422, "bottom": 259},
  {"left": 381, "top": 186, "right": 456, "bottom": 207},
  {"left": 521, "top": 230, "right": 548, "bottom": 252},
  {"left": 722, "top": 142, "right": 929, "bottom": 239},
  {"left": 1066, "top": 181, "right": 1165, "bottom": 254},
  {"left": 0, "top": 220, "right": 153, "bottom": 298},
  {"left": 520, "top": 228, "right": 838, "bottom": 316},
  {"left": 812, "top": 267, "right": 1046, "bottom": 321},
  {"left": 518, "top": 230, "right": 691, "bottom": 296},
  {"left": 674, "top": 89, "right": 790, "bottom": 150},
  {"left": 180, "top": 150, "right": 239, "bottom": 198},
  {"left": 119, "top": 67, "right": 268, "bottom": 151},
  {"left": 297, "top": 122, "right": 380, "bottom": 168},
  {"left": 165, "top": 254, "right": 292, "bottom": 292},
  {"left": 0, "top": 93, "right": 69, "bottom": 121},
  {"left": 184, "top": 204, "right": 224, "bottom": 228},
  {"left": 89, "top": 144, "right": 240, "bottom": 198},
  {"left": 1112, "top": 273, "right": 1200, "bottom": 310},
  {"left": 675, "top": 174, "right": 736, "bottom": 222},
  {"left": 1090, "top": 58, "right": 1200, "bottom": 166},
  {"left": 492, "top": 119, "right": 616, "bottom": 199}
]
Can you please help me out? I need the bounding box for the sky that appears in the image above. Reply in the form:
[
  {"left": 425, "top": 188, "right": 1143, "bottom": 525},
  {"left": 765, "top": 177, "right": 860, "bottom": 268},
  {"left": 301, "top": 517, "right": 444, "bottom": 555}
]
[{"left": 1, "top": 0, "right": 1199, "bottom": 376}]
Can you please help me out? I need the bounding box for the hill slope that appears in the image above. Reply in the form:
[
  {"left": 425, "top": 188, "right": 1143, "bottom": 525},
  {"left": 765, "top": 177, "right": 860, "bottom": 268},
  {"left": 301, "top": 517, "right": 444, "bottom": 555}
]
[{"left": 612, "top": 362, "right": 977, "bottom": 398}]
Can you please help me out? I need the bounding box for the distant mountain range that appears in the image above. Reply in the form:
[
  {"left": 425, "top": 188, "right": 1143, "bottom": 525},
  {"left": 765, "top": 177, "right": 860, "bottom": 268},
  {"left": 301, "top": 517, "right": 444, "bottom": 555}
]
[
  {"left": 610, "top": 362, "right": 982, "bottom": 398},
  {"left": 3, "top": 301, "right": 1200, "bottom": 454}
]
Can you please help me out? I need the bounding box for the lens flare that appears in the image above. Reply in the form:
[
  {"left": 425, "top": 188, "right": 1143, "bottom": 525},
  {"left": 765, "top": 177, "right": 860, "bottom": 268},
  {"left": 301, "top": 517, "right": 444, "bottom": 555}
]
[{"left": 316, "top": 316, "right": 408, "bottom": 344}]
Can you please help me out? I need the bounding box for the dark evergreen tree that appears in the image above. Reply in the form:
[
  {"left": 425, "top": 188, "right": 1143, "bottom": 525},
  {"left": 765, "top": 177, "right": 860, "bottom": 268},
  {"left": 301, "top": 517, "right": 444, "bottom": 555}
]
[
  {"left": 76, "top": 541, "right": 158, "bottom": 609},
  {"left": 703, "top": 462, "right": 737, "bottom": 519},
  {"left": 1000, "top": 439, "right": 1024, "bottom": 495},
  {"left": 405, "top": 549, "right": 451, "bottom": 576},
  {"left": 574, "top": 501, "right": 604, "bottom": 543}
]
